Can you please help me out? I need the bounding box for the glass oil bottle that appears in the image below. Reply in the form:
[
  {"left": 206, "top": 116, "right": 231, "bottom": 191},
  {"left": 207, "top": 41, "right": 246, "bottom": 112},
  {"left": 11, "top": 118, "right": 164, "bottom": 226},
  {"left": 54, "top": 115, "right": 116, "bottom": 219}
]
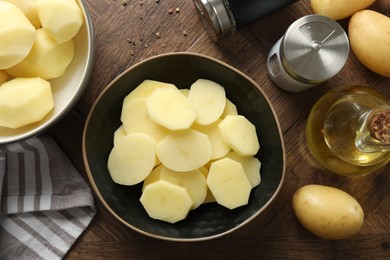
[{"left": 306, "top": 86, "right": 390, "bottom": 176}]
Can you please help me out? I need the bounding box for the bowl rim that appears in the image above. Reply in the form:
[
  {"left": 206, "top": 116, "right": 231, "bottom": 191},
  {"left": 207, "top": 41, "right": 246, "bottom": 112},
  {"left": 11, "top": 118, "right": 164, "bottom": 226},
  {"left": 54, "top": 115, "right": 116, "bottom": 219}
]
[
  {"left": 82, "top": 51, "right": 286, "bottom": 241},
  {"left": 0, "top": 0, "right": 94, "bottom": 145}
]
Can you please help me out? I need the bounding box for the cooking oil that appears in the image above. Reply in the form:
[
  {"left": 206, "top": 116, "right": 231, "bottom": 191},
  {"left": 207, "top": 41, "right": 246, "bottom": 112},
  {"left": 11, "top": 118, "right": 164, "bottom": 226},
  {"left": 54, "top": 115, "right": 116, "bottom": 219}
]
[{"left": 306, "top": 86, "right": 390, "bottom": 176}]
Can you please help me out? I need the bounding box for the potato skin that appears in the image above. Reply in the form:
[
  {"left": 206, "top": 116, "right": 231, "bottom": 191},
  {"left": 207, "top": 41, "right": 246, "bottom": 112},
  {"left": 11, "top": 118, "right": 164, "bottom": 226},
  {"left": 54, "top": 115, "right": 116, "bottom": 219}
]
[
  {"left": 311, "top": 0, "right": 376, "bottom": 20},
  {"left": 292, "top": 184, "right": 364, "bottom": 240},
  {"left": 349, "top": 10, "right": 390, "bottom": 77}
]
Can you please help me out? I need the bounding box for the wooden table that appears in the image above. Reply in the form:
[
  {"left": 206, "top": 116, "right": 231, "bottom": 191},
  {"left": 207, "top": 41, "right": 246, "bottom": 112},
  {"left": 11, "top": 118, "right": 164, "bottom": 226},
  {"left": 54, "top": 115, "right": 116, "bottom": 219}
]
[{"left": 49, "top": 0, "right": 390, "bottom": 258}]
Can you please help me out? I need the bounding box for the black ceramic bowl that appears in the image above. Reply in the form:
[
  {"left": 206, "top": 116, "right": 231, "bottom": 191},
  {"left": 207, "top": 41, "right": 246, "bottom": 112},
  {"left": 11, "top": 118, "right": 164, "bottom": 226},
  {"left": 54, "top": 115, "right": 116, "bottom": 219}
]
[{"left": 83, "top": 52, "right": 285, "bottom": 241}]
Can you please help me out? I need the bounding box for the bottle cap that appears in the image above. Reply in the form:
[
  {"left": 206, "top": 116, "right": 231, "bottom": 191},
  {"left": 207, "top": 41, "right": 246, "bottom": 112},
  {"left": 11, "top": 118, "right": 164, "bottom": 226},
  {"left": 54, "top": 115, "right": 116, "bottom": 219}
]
[
  {"left": 368, "top": 110, "right": 390, "bottom": 144},
  {"left": 356, "top": 105, "right": 390, "bottom": 153}
]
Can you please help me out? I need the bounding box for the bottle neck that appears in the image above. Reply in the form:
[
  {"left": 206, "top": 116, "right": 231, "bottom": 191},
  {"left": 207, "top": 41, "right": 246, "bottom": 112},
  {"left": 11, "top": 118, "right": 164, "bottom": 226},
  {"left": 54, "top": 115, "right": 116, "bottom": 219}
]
[{"left": 356, "top": 106, "right": 390, "bottom": 152}]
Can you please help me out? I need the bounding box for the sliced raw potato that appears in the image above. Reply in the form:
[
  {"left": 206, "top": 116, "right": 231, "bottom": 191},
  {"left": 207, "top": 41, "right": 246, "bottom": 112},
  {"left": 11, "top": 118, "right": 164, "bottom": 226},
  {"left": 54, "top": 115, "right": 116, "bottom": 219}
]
[
  {"left": 143, "top": 165, "right": 207, "bottom": 209},
  {"left": 6, "top": 29, "right": 74, "bottom": 80},
  {"left": 199, "top": 166, "right": 209, "bottom": 177},
  {"left": 2, "top": 0, "right": 41, "bottom": 28},
  {"left": 109, "top": 79, "right": 263, "bottom": 222},
  {"left": 192, "top": 119, "right": 230, "bottom": 160},
  {"left": 188, "top": 79, "right": 226, "bottom": 125},
  {"left": 142, "top": 164, "right": 164, "bottom": 191},
  {"left": 112, "top": 125, "right": 163, "bottom": 165},
  {"left": 113, "top": 125, "right": 127, "bottom": 146},
  {"left": 140, "top": 180, "right": 193, "bottom": 224},
  {"left": 204, "top": 187, "right": 217, "bottom": 204},
  {"left": 199, "top": 166, "right": 216, "bottom": 204},
  {"left": 124, "top": 80, "right": 177, "bottom": 103},
  {"left": 0, "top": 1, "right": 36, "bottom": 70},
  {"left": 0, "top": 71, "right": 8, "bottom": 85},
  {"left": 203, "top": 160, "right": 212, "bottom": 170},
  {"left": 207, "top": 158, "right": 252, "bottom": 210},
  {"left": 146, "top": 87, "right": 196, "bottom": 131},
  {"left": 180, "top": 88, "right": 190, "bottom": 96},
  {"left": 225, "top": 151, "right": 261, "bottom": 188},
  {"left": 156, "top": 129, "right": 212, "bottom": 172},
  {"left": 35, "top": 0, "right": 83, "bottom": 43},
  {"left": 0, "top": 77, "right": 54, "bottom": 129},
  {"left": 219, "top": 115, "right": 260, "bottom": 156},
  {"left": 160, "top": 166, "right": 207, "bottom": 209},
  {"left": 121, "top": 97, "right": 169, "bottom": 143},
  {"left": 107, "top": 133, "right": 156, "bottom": 185},
  {"left": 221, "top": 98, "right": 238, "bottom": 119}
]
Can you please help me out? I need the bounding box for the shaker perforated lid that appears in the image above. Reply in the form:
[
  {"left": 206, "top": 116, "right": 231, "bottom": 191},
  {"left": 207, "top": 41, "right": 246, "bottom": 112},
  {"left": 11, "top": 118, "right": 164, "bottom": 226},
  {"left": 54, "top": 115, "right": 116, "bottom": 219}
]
[{"left": 280, "top": 15, "right": 349, "bottom": 83}]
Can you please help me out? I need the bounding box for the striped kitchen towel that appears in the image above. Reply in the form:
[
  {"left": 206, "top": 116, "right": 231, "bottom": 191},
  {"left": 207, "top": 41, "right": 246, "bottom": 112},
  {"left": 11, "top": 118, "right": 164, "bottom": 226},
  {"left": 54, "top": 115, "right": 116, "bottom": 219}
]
[{"left": 0, "top": 134, "right": 96, "bottom": 260}]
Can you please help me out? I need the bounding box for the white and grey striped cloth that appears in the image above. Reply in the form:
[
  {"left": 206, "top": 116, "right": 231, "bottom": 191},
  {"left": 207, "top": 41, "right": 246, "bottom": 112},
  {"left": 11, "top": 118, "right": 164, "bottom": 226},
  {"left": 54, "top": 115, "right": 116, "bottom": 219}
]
[{"left": 0, "top": 134, "right": 96, "bottom": 259}]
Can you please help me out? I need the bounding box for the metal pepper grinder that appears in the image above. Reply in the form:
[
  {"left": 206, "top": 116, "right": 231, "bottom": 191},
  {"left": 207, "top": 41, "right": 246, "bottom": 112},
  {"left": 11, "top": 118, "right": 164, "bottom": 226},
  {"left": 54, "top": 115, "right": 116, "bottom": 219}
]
[
  {"left": 267, "top": 15, "right": 350, "bottom": 92},
  {"left": 193, "top": 0, "right": 297, "bottom": 42}
]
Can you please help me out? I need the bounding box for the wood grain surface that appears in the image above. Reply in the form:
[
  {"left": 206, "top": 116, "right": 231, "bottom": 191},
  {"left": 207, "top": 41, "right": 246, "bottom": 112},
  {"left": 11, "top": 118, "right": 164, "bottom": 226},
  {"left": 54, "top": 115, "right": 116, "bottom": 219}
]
[{"left": 48, "top": 0, "right": 390, "bottom": 259}]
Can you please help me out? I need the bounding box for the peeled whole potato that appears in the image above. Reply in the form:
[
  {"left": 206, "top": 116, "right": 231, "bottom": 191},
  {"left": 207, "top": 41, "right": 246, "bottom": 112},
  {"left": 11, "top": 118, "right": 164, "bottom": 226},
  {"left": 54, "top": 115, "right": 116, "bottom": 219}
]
[
  {"left": 0, "top": 1, "right": 36, "bottom": 70},
  {"left": 349, "top": 10, "right": 390, "bottom": 77},
  {"left": 311, "top": 0, "right": 376, "bottom": 20},
  {"left": 0, "top": 77, "right": 54, "bottom": 129},
  {"left": 35, "top": 0, "right": 83, "bottom": 43},
  {"left": 293, "top": 185, "right": 364, "bottom": 240},
  {"left": 6, "top": 29, "right": 75, "bottom": 80},
  {"left": 2, "top": 0, "right": 41, "bottom": 28}
]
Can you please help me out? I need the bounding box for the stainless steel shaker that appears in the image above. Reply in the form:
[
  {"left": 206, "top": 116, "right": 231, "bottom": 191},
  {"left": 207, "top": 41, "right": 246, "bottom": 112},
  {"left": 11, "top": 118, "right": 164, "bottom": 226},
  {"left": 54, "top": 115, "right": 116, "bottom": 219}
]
[
  {"left": 193, "top": 0, "right": 297, "bottom": 41},
  {"left": 267, "top": 15, "right": 350, "bottom": 92}
]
